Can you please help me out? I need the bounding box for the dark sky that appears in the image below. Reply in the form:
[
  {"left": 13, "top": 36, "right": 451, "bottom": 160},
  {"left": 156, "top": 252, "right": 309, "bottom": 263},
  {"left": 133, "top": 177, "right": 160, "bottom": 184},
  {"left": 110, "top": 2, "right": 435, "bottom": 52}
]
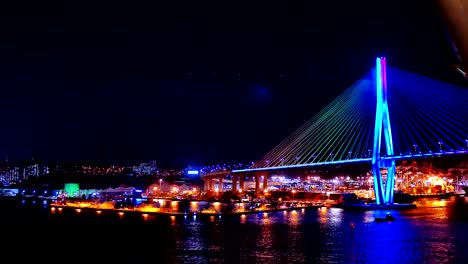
[{"left": 0, "top": 1, "right": 465, "bottom": 167}]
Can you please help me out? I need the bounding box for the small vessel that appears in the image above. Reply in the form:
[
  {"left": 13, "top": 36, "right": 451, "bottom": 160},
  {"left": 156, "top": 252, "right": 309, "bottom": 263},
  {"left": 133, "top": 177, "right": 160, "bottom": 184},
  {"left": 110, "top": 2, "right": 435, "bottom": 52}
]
[
  {"left": 374, "top": 213, "right": 396, "bottom": 222},
  {"left": 200, "top": 206, "right": 218, "bottom": 214}
]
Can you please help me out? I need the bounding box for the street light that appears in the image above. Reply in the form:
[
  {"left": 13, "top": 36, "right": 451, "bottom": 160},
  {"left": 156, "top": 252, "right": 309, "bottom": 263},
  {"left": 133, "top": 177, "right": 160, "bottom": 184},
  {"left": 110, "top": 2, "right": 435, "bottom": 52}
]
[
  {"left": 292, "top": 189, "right": 296, "bottom": 201},
  {"left": 413, "top": 144, "right": 417, "bottom": 153},
  {"left": 159, "top": 178, "right": 163, "bottom": 192},
  {"left": 438, "top": 141, "right": 443, "bottom": 152}
]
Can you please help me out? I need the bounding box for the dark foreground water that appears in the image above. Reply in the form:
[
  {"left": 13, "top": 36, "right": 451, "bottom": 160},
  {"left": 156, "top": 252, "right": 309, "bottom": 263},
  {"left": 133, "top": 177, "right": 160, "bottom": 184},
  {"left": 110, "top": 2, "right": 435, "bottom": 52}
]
[{"left": 3, "top": 196, "right": 468, "bottom": 264}]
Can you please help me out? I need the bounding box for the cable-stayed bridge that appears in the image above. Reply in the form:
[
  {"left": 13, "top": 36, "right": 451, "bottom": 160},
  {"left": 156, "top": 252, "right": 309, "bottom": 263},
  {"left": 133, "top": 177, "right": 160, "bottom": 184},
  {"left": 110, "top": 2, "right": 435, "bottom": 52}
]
[{"left": 202, "top": 57, "right": 467, "bottom": 205}]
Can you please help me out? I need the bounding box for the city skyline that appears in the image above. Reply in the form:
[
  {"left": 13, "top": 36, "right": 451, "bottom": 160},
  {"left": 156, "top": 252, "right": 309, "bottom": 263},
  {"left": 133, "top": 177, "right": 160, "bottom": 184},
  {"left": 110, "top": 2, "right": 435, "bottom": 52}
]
[{"left": 1, "top": 1, "right": 467, "bottom": 168}]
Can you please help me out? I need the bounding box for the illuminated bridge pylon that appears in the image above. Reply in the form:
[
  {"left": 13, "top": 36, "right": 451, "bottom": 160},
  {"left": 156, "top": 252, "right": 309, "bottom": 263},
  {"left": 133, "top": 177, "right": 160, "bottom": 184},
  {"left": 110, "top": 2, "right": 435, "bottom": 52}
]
[{"left": 372, "top": 57, "right": 395, "bottom": 205}]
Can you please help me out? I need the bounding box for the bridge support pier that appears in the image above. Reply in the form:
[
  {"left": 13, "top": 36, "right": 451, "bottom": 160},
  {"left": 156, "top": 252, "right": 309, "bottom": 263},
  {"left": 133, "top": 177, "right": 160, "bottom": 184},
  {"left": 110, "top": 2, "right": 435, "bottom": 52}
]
[
  {"left": 204, "top": 179, "right": 210, "bottom": 192},
  {"left": 239, "top": 175, "right": 244, "bottom": 192},
  {"left": 253, "top": 172, "right": 269, "bottom": 197},
  {"left": 232, "top": 174, "right": 238, "bottom": 192},
  {"left": 255, "top": 173, "right": 260, "bottom": 196},
  {"left": 218, "top": 175, "right": 224, "bottom": 193}
]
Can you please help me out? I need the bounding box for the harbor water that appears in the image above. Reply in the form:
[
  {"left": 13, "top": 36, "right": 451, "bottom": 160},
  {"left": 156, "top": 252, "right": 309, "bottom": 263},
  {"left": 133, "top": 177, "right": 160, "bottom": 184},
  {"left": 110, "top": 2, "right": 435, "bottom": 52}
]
[{"left": 2, "top": 196, "right": 468, "bottom": 263}]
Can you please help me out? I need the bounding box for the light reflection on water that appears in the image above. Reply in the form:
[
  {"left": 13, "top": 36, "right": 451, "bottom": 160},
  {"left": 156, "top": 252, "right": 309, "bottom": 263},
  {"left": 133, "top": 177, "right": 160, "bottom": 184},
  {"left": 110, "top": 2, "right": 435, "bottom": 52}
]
[{"left": 6, "top": 196, "right": 468, "bottom": 263}]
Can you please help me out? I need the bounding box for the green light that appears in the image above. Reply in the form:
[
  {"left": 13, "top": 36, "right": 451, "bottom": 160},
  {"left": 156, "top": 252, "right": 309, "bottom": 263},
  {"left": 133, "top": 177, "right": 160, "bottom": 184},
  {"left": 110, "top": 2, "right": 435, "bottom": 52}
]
[{"left": 64, "top": 183, "right": 80, "bottom": 197}]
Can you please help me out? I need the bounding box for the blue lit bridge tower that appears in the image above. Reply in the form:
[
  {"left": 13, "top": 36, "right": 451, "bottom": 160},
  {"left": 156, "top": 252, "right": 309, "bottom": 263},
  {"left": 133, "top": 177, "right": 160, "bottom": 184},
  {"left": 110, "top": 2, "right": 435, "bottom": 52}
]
[{"left": 372, "top": 57, "right": 395, "bottom": 205}]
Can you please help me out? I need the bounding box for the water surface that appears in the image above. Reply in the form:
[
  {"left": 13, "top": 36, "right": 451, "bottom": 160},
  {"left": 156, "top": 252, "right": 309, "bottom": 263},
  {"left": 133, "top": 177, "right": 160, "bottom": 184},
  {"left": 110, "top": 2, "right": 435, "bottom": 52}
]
[{"left": 3, "top": 196, "right": 468, "bottom": 263}]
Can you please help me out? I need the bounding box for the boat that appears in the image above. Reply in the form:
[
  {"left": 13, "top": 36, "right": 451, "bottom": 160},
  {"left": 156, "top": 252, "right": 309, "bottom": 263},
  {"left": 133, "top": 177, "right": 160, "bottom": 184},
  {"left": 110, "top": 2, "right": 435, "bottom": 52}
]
[
  {"left": 374, "top": 213, "right": 396, "bottom": 222},
  {"left": 409, "top": 192, "right": 452, "bottom": 200},
  {"left": 333, "top": 201, "right": 416, "bottom": 210},
  {"left": 199, "top": 206, "right": 219, "bottom": 214}
]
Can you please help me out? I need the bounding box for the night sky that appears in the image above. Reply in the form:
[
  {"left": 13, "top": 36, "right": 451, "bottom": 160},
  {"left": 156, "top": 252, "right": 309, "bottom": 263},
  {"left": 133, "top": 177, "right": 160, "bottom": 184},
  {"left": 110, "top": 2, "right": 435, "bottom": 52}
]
[{"left": 0, "top": 1, "right": 465, "bottom": 168}]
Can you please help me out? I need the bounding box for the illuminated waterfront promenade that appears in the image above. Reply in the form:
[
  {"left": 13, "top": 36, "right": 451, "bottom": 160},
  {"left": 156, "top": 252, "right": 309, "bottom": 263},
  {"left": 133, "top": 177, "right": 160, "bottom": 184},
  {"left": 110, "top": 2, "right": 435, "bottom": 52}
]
[
  {"left": 48, "top": 202, "right": 325, "bottom": 221},
  {"left": 48, "top": 197, "right": 330, "bottom": 218}
]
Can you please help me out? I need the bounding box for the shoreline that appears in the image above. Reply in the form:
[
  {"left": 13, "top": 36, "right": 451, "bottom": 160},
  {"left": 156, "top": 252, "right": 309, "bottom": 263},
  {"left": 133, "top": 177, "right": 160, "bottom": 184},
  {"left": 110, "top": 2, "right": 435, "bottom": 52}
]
[{"left": 49, "top": 202, "right": 324, "bottom": 217}]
